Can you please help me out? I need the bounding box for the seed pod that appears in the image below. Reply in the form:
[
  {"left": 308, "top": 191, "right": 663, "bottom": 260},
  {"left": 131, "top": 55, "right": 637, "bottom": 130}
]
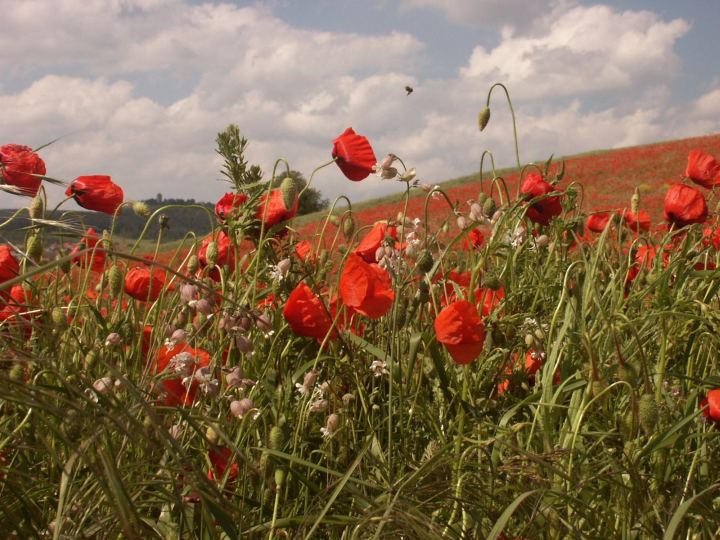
[
  {"left": 638, "top": 393, "right": 658, "bottom": 434},
  {"left": 617, "top": 363, "right": 637, "bottom": 386},
  {"left": 205, "top": 241, "right": 218, "bottom": 267}
]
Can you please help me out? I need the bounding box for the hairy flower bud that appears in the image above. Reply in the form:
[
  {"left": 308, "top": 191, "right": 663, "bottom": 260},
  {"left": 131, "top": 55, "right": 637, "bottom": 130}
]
[
  {"left": 29, "top": 195, "right": 44, "bottom": 220},
  {"left": 342, "top": 214, "right": 355, "bottom": 240},
  {"left": 478, "top": 107, "right": 491, "bottom": 131},
  {"left": 204, "top": 241, "right": 218, "bottom": 267},
  {"left": 415, "top": 250, "right": 434, "bottom": 274},
  {"left": 187, "top": 255, "right": 199, "bottom": 274},
  {"left": 107, "top": 265, "right": 123, "bottom": 298},
  {"left": 26, "top": 234, "right": 42, "bottom": 262},
  {"left": 279, "top": 176, "right": 296, "bottom": 212}
]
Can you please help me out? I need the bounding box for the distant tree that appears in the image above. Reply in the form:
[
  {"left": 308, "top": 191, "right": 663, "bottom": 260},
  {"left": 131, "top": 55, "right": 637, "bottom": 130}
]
[
  {"left": 156, "top": 193, "right": 162, "bottom": 203},
  {"left": 272, "top": 170, "right": 329, "bottom": 215}
]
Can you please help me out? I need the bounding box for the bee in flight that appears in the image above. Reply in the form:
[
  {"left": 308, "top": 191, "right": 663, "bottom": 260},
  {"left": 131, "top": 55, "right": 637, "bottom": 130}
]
[{"left": 405, "top": 86, "right": 414, "bottom": 96}]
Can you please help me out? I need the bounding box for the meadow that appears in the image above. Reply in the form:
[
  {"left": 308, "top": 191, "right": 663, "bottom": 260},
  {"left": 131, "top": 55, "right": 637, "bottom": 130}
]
[{"left": 1, "top": 89, "right": 720, "bottom": 539}]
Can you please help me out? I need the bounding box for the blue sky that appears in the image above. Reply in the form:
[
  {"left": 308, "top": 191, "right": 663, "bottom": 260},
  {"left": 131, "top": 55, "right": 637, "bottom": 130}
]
[{"left": 1, "top": 0, "right": 718, "bottom": 208}]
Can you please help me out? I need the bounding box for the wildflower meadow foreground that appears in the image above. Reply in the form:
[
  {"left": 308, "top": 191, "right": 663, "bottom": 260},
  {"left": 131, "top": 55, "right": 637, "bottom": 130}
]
[{"left": 2, "top": 85, "right": 720, "bottom": 539}]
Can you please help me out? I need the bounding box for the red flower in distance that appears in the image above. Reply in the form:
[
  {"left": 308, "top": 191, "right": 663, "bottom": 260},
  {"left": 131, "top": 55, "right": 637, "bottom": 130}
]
[
  {"left": 152, "top": 343, "right": 212, "bottom": 407},
  {"left": 519, "top": 172, "right": 562, "bottom": 226},
  {"left": 332, "top": 127, "right": 377, "bottom": 181},
  {"left": 215, "top": 192, "right": 248, "bottom": 221},
  {"left": 125, "top": 266, "right": 166, "bottom": 302},
  {"left": 354, "top": 222, "right": 397, "bottom": 263},
  {"left": 686, "top": 150, "right": 720, "bottom": 189},
  {"left": 339, "top": 253, "right": 394, "bottom": 320},
  {"left": 586, "top": 212, "right": 613, "bottom": 233},
  {"left": 434, "top": 300, "right": 485, "bottom": 365},
  {"left": 0, "top": 144, "right": 46, "bottom": 196},
  {"left": 65, "top": 175, "right": 124, "bottom": 215},
  {"left": 295, "top": 240, "right": 313, "bottom": 261},
  {"left": 497, "top": 350, "right": 544, "bottom": 396},
  {"left": 622, "top": 210, "right": 651, "bottom": 233},
  {"left": 283, "top": 282, "right": 336, "bottom": 341},
  {"left": 208, "top": 446, "right": 239, "bottom": 487},
  {"left": 257, "top": 188, "right": 299, "bottom": 227},
  {"left": 701, "top": 389, "right": 720, "bottom": 427},
  {"left": 70, "top": 228, "right": 106, "bottom": 273},
  {"left": 463, "top": 228, "right": 485, "bottom": 250},
  {"left": 663, "top": 183, "right": 707, "bottom": 228},
  {"left": 0, "top": 245, "right": 19, "bottom": 291}
]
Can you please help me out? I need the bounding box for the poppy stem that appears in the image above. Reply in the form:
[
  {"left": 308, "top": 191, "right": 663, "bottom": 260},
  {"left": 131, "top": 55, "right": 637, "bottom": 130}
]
[{"left": 486, "top": 82, "right": 522, "bottom": 172}]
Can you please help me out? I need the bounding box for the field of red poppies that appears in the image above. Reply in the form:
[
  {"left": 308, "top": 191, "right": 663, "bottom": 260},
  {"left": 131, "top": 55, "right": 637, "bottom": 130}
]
[{"left": 2, "top": 102, "right": 720, "bottom": 538}]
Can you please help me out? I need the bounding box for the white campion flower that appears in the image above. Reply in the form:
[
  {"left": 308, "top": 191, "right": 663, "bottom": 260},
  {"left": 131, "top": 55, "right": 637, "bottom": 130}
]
[
  {"left": 370, "top": 360, "right": 389, "bottom": 378},
  {"left": 320, "top": 413, "right": 340, "bottom": 438}
]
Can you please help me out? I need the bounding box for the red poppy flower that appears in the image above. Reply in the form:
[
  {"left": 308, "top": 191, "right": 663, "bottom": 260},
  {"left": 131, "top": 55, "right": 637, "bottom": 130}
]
[
  {"left": 152, "top": 343, "right": 212, "bottom": 406},
  {"left": 283, "top": 282, "right": 336, "bottom": 341},
  {"left": 663, "top": 184, "right": 707, "bottom": 228},
  {"left": 586, "top": 212, "right": 613, "bottom": 233},
  {"left": 476, "top": 287, "right": 504, "bottom": 317},
  {"left": 701, "top": 389, "right": 720, "bottom": 426},
  {"left": 622, "top": 210, "right": 651, "bottom": 233},
  {"left": 354, "top": 222, "right": 397, "bottom": 263},
  {"left": 141, "top": 325, "right": 154, "bottom": 357},
  {"left": 215, "top": 192, "right": 248, "bottom": 221},
  {"left": 0, "top": 144, "right": 46, "bottom": 196},
  {"left": 686, "top": 150, "right": 720, "bottom": 189},
  {"left": 124, "top": 266, "right": 166, "bottom": 302},
  {"left": 339, "top": 253, "right": 394, "bottom": 320},
  {"left": 198, "top": 231, "right": 235, "bottom": 281},
  {"left": 70, "top": 228, "right": 106, "bottom": 273},
  {"left": 332, "top": 127, "right": 377, "bottom": 181},
  {"left": 65, "top": 175, "right": 124, "bottom": 215},
  {"left": 0, "top": 245, "right": 19, "bottom": 292},
  {"left": 208, "top": 446, "right": 239, "bottom": 487},
  {"left": 295, "top": 240, "right": 313, "bottom": 261},
  {"left": 257, "top": 188, "right": 299, "bottom": 227},
  {"left": 434, "top": 300, "right": 485, "bottom": 365},
  {"left": 463, "top": 228, "right": 485, "bottom": 250},
  {"left": 0, "top": 284, "right": 29, "bottom": 323},
  {"left": 519, "top": 172, "right": 563, "bottom": 226}
]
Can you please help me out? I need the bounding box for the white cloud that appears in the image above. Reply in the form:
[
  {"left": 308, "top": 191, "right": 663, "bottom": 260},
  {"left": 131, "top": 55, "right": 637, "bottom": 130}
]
[
  {"left": 0, "top": 1, "right": 714, "bottom": 214},
  {"left": 460, "top": 5, "right": 690, "bottom": 100}
]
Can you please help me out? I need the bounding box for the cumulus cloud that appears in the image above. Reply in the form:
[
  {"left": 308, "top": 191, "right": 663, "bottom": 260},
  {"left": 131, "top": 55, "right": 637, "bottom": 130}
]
[
  {"left": 460, "top": 5, "right": 690, "bottom": 100},
  {"left": 0, "top": 1, "right": 713, "bottom": 213}
]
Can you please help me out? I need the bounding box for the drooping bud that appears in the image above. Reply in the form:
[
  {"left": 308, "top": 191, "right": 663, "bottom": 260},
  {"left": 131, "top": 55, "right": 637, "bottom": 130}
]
[
  {"left": 482, "top": 197, "right": 497, "bottom": 218},
  {"left": 51, "top": 307, "right": 66, "bottom": 328},
  {"left": 235, "top": 335, "right": 253, "bottom": 354},
  {"left": 342, "top": 214, "right": 355, "bottom": 240},
  {"left": 328, "top": 214, "right": 341, "bottom": 227},
  {"left": 415, "top": 250, "right": 434, "bottom": 274},
  {"left": 29, "top": 195, "right": 44, "bottom": 220},
  {"left": 205, "top": 425, "right": 220, "bottom": 445},
  {"left": 226, "top": 366, "right": 244, "bottom": 387},
  {"left": 478, "top": 107, "right": 491, "bottom": 131},
  {"left": 170, "top": 328, "right": 187, "bottom": 344},
  {"left": 638, "top": 393, "right": 658, "bottom": 434},
  {"left": 132, "top": 201, "right": 150, "bottom": 218},
  {"left": 400, "top": 168, "right": 416, "bottom": 183},
  {"left": 456, "top": 215, "right": 469, "bottom": 230},
  {"left": 84, "top": 350, "right": 97, "bottom": 371},
  {"left": 107, "top": 265, "right": 123, "bottom": 298},
  {"left": 26, "top": 234, "right": 42, "bottom": 262},
  {"left": 93, "top": 377, "right": 114, "bottom": 394},
  {"left": 105, "top": 332, "right": 122, "bottom": 346},
  {"left": 187, "top": 255, "right": 199, "bottom": 274},
  {"left": 230, "top": 398, "right": 255, "bottom": 419},
  {"left": 279, "top": 176, "right": 296, "bottom": 211},
  {"left": 269, "top": 425, "right": 284, "bottom": 450},
  {"left": 321, "top": 413, "right": 341, "bottom": 438},
  {"left": 205, "top": 241, "right": 218, "bottom": 267}
]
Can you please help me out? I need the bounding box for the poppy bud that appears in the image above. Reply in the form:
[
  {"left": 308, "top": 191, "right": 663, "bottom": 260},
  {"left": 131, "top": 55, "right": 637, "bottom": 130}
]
[
  {"left": 269, "top": 425, "right": 284, "bottom": 451},
  {"left": 51, "top": 307, "right": 66, "bottom": 328},
  {"left": 26, "top": 234, "right": 42, "bottom": 262},
  {"left": 590, "top": 379, "right": 608, "bottom": 402},
  {"left": 638, "top": 393, "right": 658, "bottom": 434},
  {"left": 107, "top": 265, "right": 123, "bottom": 298},
  {"left": 274, "top": 468, "right": 285, "bottom": 488},
  {"left": 132, "top": 201, "right": 150, "bottom": 218},
  {"left": 469, "top": 202, "right": 483, "bottom": 221},
  {"left": 482, "top": 197, "right": 496, "bottom": 218},
  {"left": 187, "top": 255, "right": 199, "bottom": 274},
  {"left": 415, "top": 250, "right": 433, "bottom": 274},
  {"left": 279, "top": 176, "right": 296, "bottom": 212},
  {"left": 29, "top": 195, "right": 44, "bottom": 219},
  {"left": 478, "top": 107, "right": 491, "bottom": 131},
  {"left": 205, "top": 241, "right": 218, "bottom": 267},
  {"left": 342, "top": 214, "right": 355, "bottom": 240},
  {"left": 206, "top": 425, "right": 220, "bottom": 444},
  {"left": 84, "top": 350, "right": 97, "bottom": 371}
]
